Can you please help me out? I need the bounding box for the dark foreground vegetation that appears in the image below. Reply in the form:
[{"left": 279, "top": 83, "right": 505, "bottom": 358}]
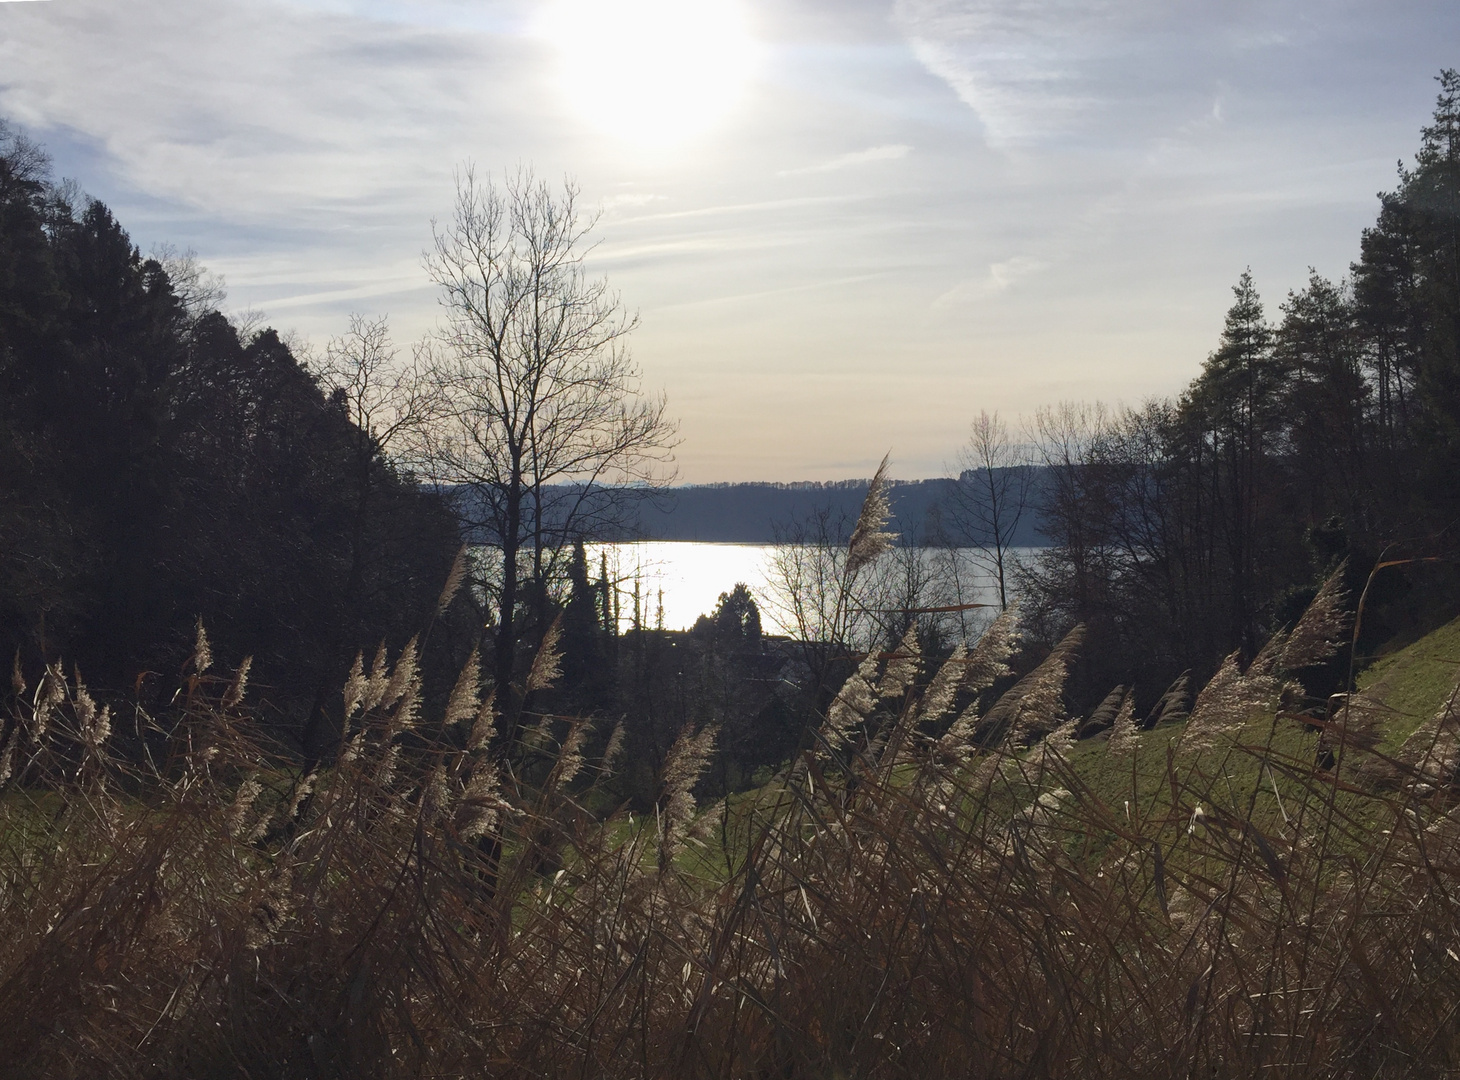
[
  {"left": 4, "top": 70, "right": 1460, "bottom": 1080},
  {"left": 5, "top": 566, "right": 1460, "bottom": 1078}
]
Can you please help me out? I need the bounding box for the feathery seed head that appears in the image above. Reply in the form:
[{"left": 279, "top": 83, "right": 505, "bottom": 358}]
[
  {"left": 601, "top": 720, "right": 626, "bottom": 778},
  {"left": 468, "top": 689, "right": 498, "bottom": 752},
  {"left": 988, "top": 624, "right": 1082, "bottom": 747},
  {"left": 1184, "top": 652, "right": 1274, "bottom": 754},
  {"left": 423, "top": 764, "right": 452, "bottom": 822},
  {"left": 0, "top": 734, "right": 16, "bottom": 789},
  {"left": 817, "top": 650, "right": 878, "bottom": 756},
  {"left": 32, "top": 663, "right": 64, "bottom": 741},
  {"left": 1280, "top": 564, "right": 1351, "bottom": 671},
  {"left": 917, "top": 644, "right": 967, "bottom": 729},
  {"left": 1148, "top": 672, "right": 1191, "bottom": 728},
  {"left": 552, "top": 719, "right": 590, "bottom": 790},
  {"left": 964, "top": 607, "right": 1020, "bottom": 695},
  {"left": 436, "top": 543, "right": 470, "bottom": 617},
  {"left": 360, "top": 642, "right": 392, "bottom": 714},
  {"left": 342, "top": 652, "right": 367, "bottom": 719},
  {"left": 658, "top": 723, "right": 717, "bottom": 864},
  {"left": 285, "top": 771, "right": 316, "bottom": 821},
  {"left": 383, "top": 637, "right": 420, "bottom": 712},
  {"left": 1107, "top": 691, "right": 1140, "bottom": 756},
  {"left": 444, "top": 646, "right": 481, "bottom": 729},
  {"left": 457, "top": 758, "right": 506, "bottom": 841},
  {"left": 1394, "top": 670, "right": 1460, "bottom": 792},
  {"left": 189, "top": 619, "right": 212, "bottom": 675},
  {"left": 74, "top": 672, "right": 111, "bottom": 751},
  {"left": 525, "top": 617, "right": 563, "bottom": 694},
  {"left": 226, "top": 777, "right": 264, "bottom": 839},
  {"left": 846, "top": 453, "right": 897, "bottom": 577},
  {"left": 223, "top": 656, "right": 252, "bottom": 709},
  {"left": 879, "top": 625, "right": 921, "bottom": 701}
]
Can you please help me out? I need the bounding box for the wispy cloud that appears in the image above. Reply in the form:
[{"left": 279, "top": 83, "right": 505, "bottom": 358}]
[
  {"left": 933, "top": 255, "right": 1050, "bottom": 307},
  {"left": 2, "top": 0, "right": 1456, "bottom": 481},
  {"left": 892, "top": 0, "right": 1246, "bottom": 149},
  {"left": 777, "top": 143, "right": 911, "bottom": 176},
  {"left": 603, "top": 192, "right": 668, "bottom": 209}
]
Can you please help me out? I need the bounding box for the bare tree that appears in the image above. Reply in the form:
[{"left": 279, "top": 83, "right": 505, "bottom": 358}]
[
  {"left": 150, "top": 243, "right": 228, "bottom": 324},
  {"left": 0, "top": 118, "right": 50, "bottom": 184},
  {"left": 318, "top": 313, "right": 436, "bottom": 465},
  {"left": 316, "top": 313, "right": 440, "bottom": 590},
  {"left": 1020, "top": 401, "right": 1115, "bottom": 638},
  {"left": 421, "top": 166, "right": 677, "bottom": 714},
  {"left": 946, "top": 410, "right": 1034, "bottom": 610}
]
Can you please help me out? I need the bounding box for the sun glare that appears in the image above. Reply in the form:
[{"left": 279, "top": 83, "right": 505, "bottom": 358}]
[{"left": 545, "top": 0, "right": 758, "bottom": 148}]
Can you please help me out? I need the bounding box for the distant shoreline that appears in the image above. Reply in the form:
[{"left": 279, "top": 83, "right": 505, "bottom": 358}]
[
  {"left": 447, "top": 474, "right": 1052, "bottom": 546},
  {"left": 628, "top": 476, "right": 1051, "bottom": 546}
]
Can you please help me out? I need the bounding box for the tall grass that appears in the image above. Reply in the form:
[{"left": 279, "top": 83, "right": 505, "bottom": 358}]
[{"left": 4, "top": 560, "right": 1460, "bottom": 1077}]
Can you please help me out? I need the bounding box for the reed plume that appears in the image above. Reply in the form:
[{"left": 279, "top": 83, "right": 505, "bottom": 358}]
[
  {"left": 845, "top": 452, "right": 896, "bottom": 577},
  {"left": 0, "top": 556, "right": 1457, "bottom": 1080}
]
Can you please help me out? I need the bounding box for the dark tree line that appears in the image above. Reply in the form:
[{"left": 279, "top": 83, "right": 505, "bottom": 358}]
[
  {"left": 1021, "top": 70, "right": 1460, "bottom": 709},
  {"left": 0, "top": 123, "right": 465, "bottom": 736}
]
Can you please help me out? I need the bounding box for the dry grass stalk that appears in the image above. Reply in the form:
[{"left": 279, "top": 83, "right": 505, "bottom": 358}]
[
  {"left": 436, "top": 542, "right": 470, "bottom": 617},
  {"left": 1107, "top": 690, "right": 1140, "bottom": 756},
  {"left": 878, "top": 624, "right": 922, "bottom": 701},
  {"left": 1393, "top": 669, "right": 1460, "bottom": 796},
  {"left": 1279, "top": 563, "right": 1352, "bottom": 671},
  {"left": 1182, "top": 651, "right": 1276, "bottom": 754},
  {"left": 3, "top": 567, "right": 1460, "bottom": 1079},
  {"left": 984, "top": 623, "right": 1084, "bottom": 747},
  {"left": 845, "top": 452, "right": 896, "bottom": 577},
  {"left": 816, "top": 651, "right": 878, "bottom": 758},
  {"left": 524, "top": 616, "right": 563, "bottom": 695}
]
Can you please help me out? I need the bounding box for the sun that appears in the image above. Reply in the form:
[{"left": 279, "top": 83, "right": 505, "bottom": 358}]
[{"left": 544, "top": 0, "right": 759, "bottom": 148}]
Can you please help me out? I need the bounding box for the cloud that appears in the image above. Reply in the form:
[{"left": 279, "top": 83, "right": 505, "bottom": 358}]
[
  {"left": 892, "top": 0, "right": 1255, "bottom": 148},
  {"left": 0, "top": 0, "right": 542, "bottom": 225},
  {"left": 933, "top": 255, "right": 1049, "bottom": 307},
  {"left": 4, "top": 0, "right": 1457, "bottom": 481},
  {"left": 777, "top": 143, "right": 911, "bottom": 176},
  {"left": 604, "top": 192, "right": 667, "bottom": 208}
]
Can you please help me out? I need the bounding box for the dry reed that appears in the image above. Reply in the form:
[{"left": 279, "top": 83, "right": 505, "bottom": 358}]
[{"left": 3, "top": 551, "right": 1460, "bottom": 1078}]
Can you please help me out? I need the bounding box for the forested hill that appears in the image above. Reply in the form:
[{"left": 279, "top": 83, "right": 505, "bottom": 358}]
[
  {"left": 0, "top": 122, "right": 468, "bottom": 721},
  {"left": 627, "top": 478, "right": 1050, "bottom": 544}
]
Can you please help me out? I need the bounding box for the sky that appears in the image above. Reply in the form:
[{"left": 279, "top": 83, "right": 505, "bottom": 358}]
[{"left": 2, "top": 0, "right": 1457, "bottom": 482}]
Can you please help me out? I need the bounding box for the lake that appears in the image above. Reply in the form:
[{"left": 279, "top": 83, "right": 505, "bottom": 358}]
[{"left": 585, "top": 542, "right": 1038, "bottom": 637}]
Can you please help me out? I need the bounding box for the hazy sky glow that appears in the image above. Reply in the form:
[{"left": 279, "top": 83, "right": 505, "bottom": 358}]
[{"left": 2, "top": 0, "right": 1457, "bottom": 480}]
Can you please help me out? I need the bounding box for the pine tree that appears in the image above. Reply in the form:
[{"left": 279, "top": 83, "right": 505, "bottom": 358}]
[
  {"left": 1404, "top": 70, "right": 1460, "bottom": 500},
  {"left": 561, "top": 539, "right": 608, "bottom": 705},
  {"left": 1277, "top": 272, "right": 1367, "bottom": 525},
  {"left": 1186, "top": 270, "right": 1282, "bottom": 652}
]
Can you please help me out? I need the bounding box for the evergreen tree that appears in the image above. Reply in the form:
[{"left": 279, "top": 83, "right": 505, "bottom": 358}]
[
  {"left": 561, "top": 539, "right": 610, "bottom": 707},
  {"left": 1352, "top": 194, "right": 1424, "bottom": 460},
  {"left": 1185, "top": 270, "right": 1283, "bottom": 652},
  {"left": 1277, "top": 272, "right": 1368, "bottom": 527},
  {"left": 0, "top": 122, "right": 465, "bottom": 729},
  {"left": 693, "top": 583, "right": 763, "bottom": 649},
  {"left": 1404, "top": 70, "right": 1460, "bottom": 502}
]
